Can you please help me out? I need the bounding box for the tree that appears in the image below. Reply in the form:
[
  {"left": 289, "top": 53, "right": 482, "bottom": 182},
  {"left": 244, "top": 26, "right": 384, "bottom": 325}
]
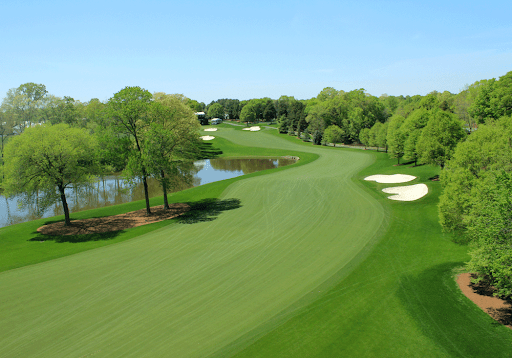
[
  {"left": 1, "top": 83, "right": 48, "bottom": 132},
  {"left": 438, "top": 115, "right": 512, "bottom": 234},
  {"left": 376, "top": 121, "right": 388, "bottom": 152},
  {"left": 469, "top": 71, "right": 512, "bottom": 123},
  {"left": 146, "top": 97, "right": 201, "bottom": 209},
  {"left": 359, "top": 127, "right": 370, "bottom": 148},
  {"left": 401, "top": 108, "right": 430, "bottom": 165},
  {"left": 107, "top": 86, "right": 153, "bottom": 215},
  {"left": 386, "top": 114, "right": 406, "bottom": 164},
  {"left": 416, "top": 110, "right": 466, "bottom": 168},
  {"left": 207, "top": 103, "right": 225, "bottom": 119},
  {"left": 323, "top": 125, "right": 345, "bottom": 144},
  {"left": 3, "top": 123, "right": 98, "bottom": 226},
  {"left": 464, "top": 171, "right": 512, "bottom": 297},
  {"left": 263, "top": 99, "right": 277, "bottom": 122},
  {"left": 240, "top": 103, "right": 257, "bottom": 125}
]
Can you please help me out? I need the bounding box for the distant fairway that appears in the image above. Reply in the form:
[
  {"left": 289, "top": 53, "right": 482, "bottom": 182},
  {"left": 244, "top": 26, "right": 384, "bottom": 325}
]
[{"left": 0, "top": 127, "right": 385, "bottom": 357}]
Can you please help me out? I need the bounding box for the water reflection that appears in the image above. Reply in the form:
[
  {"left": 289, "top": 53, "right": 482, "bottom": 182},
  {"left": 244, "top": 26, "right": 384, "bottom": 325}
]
[{"left": 0, "top": 157, "right": 295, "bottom": 228}]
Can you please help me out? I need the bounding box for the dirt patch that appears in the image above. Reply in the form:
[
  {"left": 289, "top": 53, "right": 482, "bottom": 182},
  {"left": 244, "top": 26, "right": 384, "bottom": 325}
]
[
  {"left": 37, "top": 203, "right": 190, "bottom": 236},
  {"left": 457, "top": 273, "right": 512, "bottom": 329}
]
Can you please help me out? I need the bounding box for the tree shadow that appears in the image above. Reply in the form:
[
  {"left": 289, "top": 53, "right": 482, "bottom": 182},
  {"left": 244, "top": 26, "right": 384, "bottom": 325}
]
[
  {"left": 468, "top": 274, "right": 512, "bottom": 327},
  {"left": 396, "top": 262, "right": 512, "bottom": 356},
  {"left": 29, "top": 229, "right": 123, "bottom": 243},
  {"left": 198, "top": 142, "right": 223, "bottom": 159},
  {"left": 178, "top": 198, "right": 242, "bottom": 224}
]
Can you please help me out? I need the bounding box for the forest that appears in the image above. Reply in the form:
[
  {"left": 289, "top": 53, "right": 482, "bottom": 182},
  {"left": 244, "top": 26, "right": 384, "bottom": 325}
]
[{"left": 1, "top": 70, "right": 511, "bottom": 296}]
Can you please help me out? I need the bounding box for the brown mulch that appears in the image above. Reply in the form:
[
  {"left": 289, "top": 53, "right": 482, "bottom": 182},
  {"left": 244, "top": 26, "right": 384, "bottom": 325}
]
[
  {"left": 457, "top": 273, "right": 512, "bottom": 329},
  {"left": 37, "top": 204, "right": 190, "bottom": 236}
]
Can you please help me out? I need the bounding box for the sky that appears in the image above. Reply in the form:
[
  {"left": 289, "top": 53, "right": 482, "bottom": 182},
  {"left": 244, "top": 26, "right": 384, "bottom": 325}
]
[{"left": 1, "top": 0, "right": 511, "bottom": 104}]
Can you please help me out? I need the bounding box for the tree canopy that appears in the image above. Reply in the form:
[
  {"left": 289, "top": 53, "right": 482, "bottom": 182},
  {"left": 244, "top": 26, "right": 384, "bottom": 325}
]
[{"left": 3, "top": 123, "right": 98, "bottom": 225}]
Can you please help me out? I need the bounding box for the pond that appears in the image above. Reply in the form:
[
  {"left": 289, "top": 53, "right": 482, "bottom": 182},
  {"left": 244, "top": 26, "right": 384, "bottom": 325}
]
[{"left": 0, "top": 157, "right": 296, "bottom": 228}]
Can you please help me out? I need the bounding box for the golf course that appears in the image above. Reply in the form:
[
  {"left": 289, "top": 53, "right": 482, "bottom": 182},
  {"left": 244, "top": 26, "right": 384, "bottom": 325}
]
[{"left": 1, "top": 125, "right": 512, "bottom": 357}]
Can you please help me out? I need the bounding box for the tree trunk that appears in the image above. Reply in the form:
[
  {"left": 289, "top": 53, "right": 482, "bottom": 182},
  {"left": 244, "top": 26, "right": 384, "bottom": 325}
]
[
  {"left": 161, "top": 170, "right": 169, "bottom": 210},
  {"left": 142, "top": 173, "right": 151, "bottom": 215},
  {"left": 58, "top": 184, "right": 71, "bottom": 226}
]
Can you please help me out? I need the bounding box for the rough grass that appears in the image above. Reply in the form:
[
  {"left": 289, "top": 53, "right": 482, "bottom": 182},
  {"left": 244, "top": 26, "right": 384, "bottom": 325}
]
[{"left": 1, "top": 127, "right": 511, "bottom": 357}]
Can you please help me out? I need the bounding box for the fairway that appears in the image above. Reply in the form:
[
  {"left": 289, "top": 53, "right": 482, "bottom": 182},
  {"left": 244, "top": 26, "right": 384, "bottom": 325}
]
[{"left": 0, "top": 127, "right": 385, "bottom": 357}]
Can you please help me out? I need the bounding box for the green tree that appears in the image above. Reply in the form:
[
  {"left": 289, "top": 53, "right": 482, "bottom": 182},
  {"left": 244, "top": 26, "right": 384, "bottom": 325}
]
[
  {"left": 401, "top": 108, "right": 431, "bottom": 165},
  {"left": 107, "top": 86, "right": 153, "bottom": 215},
  {"left": 240, "top": 103, "right": 257, "bottom": 125},
  {"left": 464, "top": 171, "right": 512, "bottom": 297},
  {"left": 0, "top": 111, "right": 14, "bottom": 179},
  {"left": 469, "top": 71, "right": 512, "bottom": 123},
  {"left": 359, "top": 127, "right": 370, "bottom": 148},
  {"left": 207, "top": 103, "right": 225, "bottom": 119},
  {"left": 263, "top": 99, "right": 277, "bottom": 122},
  {"left": 416, "top": 110, "right": 466, "bottom": 168},
  {"left": 3, "top": 123, "right": 98, "bottom": 226},
  {"left": 323, "top": 125, "right": 345, "bottom": 144},
  {"left": 439, "top": 116, "right": 512, "bottom": 234},
  {"left": 386, "top": 114, "right": 406, "bottom": 164},
  {"left": 1, "top": 83, "right": 47, "bottom": 132},
  {"left": 146, "top": 98, "right": 201, "bottom": 209},
  {"left": 375, "top": 121, "right": 388, "bottom": 152}
]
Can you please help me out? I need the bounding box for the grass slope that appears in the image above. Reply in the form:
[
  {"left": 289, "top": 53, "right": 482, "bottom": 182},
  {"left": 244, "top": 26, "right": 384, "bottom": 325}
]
[{"left": 1, "top": 126, "right": 511, "bottom": 357}]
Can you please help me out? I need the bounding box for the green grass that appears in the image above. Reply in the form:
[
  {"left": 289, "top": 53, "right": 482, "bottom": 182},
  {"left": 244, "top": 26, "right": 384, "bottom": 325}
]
[
  {"left": 1, "top": 126, "right": 512, "bottom": 357},
  {"left": 0, "top": 137, "right": 316, "bottom": 273}
]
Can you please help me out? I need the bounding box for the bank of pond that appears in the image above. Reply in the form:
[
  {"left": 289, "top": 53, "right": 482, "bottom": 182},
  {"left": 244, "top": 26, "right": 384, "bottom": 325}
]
[{"left": 0, "top": 157, "right": 296, "bottom": 228}]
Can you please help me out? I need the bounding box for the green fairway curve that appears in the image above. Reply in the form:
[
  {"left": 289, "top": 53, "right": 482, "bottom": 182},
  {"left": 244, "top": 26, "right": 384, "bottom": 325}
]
[
  {"left": 2, "top": 126, "right": 512, "bottom": 357},
  {"left": 0, "top": 127, "right": 386, "bottom": 357}
]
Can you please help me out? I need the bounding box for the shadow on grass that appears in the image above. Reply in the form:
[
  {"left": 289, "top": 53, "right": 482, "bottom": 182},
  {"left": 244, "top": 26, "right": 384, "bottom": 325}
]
[
  {"left": 29, "top": 229, "right": 123, "bottom": 243},
  {"left": 396, "top": 262, "right": 512, "bottom": 357},
  {"left": 198, "top": 142, "right": 223, "bottom": 159},
  {"left": 178, "top": 198, "right": 242, "bottom": 224}
]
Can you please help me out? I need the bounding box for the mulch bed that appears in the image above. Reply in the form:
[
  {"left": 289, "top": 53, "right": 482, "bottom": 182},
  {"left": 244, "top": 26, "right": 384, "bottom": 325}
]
[
  {"left": 37, "top": 203, "right": 190, "bottom": 236},
  {"left": 457, "top": 273, "right": 512, "bottom": 329}
]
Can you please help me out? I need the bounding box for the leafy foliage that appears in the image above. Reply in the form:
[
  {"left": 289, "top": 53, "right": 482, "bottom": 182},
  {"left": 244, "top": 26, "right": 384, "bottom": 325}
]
[
  {"left": 416, "top": 110, "right": 466, "bottom": 168},
  {"left": 3, "top": 123, "right": 99, "bottom": 225}
]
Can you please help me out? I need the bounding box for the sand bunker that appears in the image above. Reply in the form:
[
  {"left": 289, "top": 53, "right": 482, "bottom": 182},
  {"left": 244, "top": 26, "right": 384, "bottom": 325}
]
[
  {"left": 200, "top": 135, "right": 215, "bottom": 140},
  {"left": 364, "top": 174, "right": 416, "bottom": 183},
  {"left": 204, "top": 128, "right": 218, "bottom": 132},
  {"left": 382, "top": 184, "right": 428, "bottom": 201},
  {"left": 242, "top": 126, "right": 261, "bottom": 131}
]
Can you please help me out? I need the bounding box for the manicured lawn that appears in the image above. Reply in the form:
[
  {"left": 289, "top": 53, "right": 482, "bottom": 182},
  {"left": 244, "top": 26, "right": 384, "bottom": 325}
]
[{"left": 1, "top": 126, "right": 511, "bottom": 357}]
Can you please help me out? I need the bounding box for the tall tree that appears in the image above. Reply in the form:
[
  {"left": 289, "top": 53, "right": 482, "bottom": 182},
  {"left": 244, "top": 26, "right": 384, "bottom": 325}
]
[
  {"left": 469, "top": 71, "right": 512, "bottom": 123},
  {"left": 107, "top": 86, "right": 153, "bottom": 215},
  {"left": 416, "top": 110, "right": 466, "bottom": 168},
  {"left": 401, "top": 108, "right": 430, "bottom": 165},
  {"left": 1, "top": 83, "right": 47, "bottom": 132},
  {"left": 147, "top": 97, "right": 201, "bottom": 209},
  {"left": 240, "top": 102, "right": 257, "bottom": 125},
  {"left": 3, "top": 123, "right": 98, "bottom": 226},
  {"left": 386, "top": 114, "right": 406, "bottom": 164},
  {"left": 263, "top": 99, "right": 277, "bottom": 122},
  {"left": 207, "top": 103, "right": 225, "bottom": 119}
]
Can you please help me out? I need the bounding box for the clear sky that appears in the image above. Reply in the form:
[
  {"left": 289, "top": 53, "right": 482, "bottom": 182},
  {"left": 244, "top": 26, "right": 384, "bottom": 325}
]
[{"left": 1, "top": 0, "right": 511, "bottom": 104}]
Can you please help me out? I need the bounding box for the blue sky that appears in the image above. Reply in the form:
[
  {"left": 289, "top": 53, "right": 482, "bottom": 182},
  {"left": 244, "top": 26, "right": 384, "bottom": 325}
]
[{"left": 1, "top": 0, "right": 511, "bottom": 104}]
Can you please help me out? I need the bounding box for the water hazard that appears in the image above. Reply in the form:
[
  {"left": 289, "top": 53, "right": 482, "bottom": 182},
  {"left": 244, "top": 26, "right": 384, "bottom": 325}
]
[{"left": 0, "top": 157, "right": 296, "bottom": 228}]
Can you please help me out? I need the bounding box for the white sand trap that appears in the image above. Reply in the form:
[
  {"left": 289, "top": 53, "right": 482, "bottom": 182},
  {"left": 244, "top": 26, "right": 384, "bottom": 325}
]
[
  {"left": 200, "top": 135, "right": 215, "bottom": 140},
  {"left": 382, "top": 184, "right": 428, "bottom": 201},
  {"left": 364, "top": 174, "right": 416, "bottom": 183},
  {"left": 242, "top": 126, "right": 261, "bottom": 131},
  {"left": 204, "top": 128, "right": 218, "bottom": 132}
]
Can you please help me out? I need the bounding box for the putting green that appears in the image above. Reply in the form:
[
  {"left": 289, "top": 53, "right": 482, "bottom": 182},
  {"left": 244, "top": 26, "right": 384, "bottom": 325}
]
[{"left": 0, "top": 127, "right": 386, "bottom": 357}]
